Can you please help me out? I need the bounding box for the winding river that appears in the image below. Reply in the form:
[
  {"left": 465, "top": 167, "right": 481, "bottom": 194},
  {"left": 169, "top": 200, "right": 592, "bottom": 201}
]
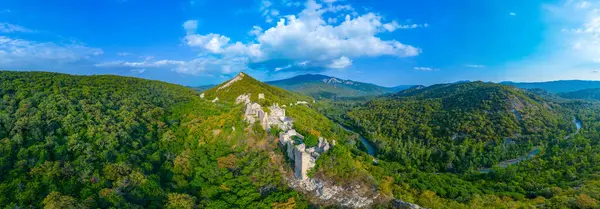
[
  {"left": 339, "top": 125, "right": 376, "bottom": 156},
  {"left": 338, "top": 117, "right": 582, "bottom": 171}
]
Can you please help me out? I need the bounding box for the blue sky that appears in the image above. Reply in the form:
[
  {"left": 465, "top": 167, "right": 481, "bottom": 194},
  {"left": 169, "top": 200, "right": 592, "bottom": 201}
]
[{"left": 1, "top": 0, "right": 600, "bottom": 86}]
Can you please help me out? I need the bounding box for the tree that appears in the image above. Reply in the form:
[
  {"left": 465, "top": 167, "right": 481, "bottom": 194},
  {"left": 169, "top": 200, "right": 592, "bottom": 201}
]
[{"left": 42, "top": 192, "right": 84, "bottom": 209}]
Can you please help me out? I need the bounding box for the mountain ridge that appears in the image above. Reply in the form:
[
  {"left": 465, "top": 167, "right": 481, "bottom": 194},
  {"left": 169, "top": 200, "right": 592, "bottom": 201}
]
[
  {"left": 266, "top": 74, "right": 414, "bottom": 99},
  {"left": 501, "top": 80, "right": 600, "bottom": 93}
]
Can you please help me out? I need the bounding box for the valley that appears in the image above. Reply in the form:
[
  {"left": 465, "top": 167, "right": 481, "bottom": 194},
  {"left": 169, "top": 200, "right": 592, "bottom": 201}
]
[
  {"left": 2, "top": 71, "right": 600, "bottom": 208},
  {"left": 339, "top": 124, "right": 376, "bottom": 156}
]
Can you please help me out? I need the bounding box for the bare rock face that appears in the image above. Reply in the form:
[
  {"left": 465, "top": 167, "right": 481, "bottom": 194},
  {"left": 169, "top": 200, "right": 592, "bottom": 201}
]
[
  {"left": 258, "top": 93, "right": 265, "bottom": 100},
  {"left": 258, "top": 110, "right": 269, "bottom": 130},
  {"left": 392, "top": 199, "right": 427, "bottom": 209},
  {"left": 288, "top": 178, "right": 380, "bottom": 208},
  {"left": 212, "top": 97, "right": 219, "bottom": 103},
  {"left": 200, "top": 93, "right": 205, "bottom": 99},
  {"left": 218, "top": 72, "right": 244, "bottom": 91},
  {"left": 235, "top": 94, "right": 251, "bottom": 105},
  {"left": 296, "top": 101, "right": 309, "bottom": 105}
]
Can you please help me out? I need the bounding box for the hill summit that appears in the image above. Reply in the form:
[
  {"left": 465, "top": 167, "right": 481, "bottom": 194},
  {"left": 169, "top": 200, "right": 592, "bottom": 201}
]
[{"left": 203, "top": 72, "right": 313, "bottom": 105}]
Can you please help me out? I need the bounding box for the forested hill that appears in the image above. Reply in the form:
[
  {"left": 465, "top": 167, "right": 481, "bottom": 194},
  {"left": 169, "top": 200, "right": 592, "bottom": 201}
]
[
  {"left": 0, "top": 71, "right": 380, "bottom": 208},
  {"left": 502, "top": 80, "right": 600, "bottom": 93},
  {"left": 6, "top": 71, "right": 600, "bottom": 208},
  {"left": 559, "top": 88, "right": 600, "bottom": 101},
  {"left": 0, "top": 71, "right": 312, "bottom": 208},
  {"left": 342, "top": 82, "right": 574, "bottom": 172}
]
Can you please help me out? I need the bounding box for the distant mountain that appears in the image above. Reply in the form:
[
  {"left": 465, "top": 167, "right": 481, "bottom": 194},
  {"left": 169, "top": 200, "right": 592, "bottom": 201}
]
[
  {"left": 559, "top": 88, "right": 600, "bottom": 101},
  {"left": 501, "top": 80, "right": 600, "bottom": 93},
  {"left": 189, "top": 84, "right": 215, "bottom": 92},
  {"left": 266, "top": 74, "right": 413, "bottom": 99}
]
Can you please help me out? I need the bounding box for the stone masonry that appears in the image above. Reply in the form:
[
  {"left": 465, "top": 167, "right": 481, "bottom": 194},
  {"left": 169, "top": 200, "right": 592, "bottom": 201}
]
[{"left": 238, "top": 94, "right": 332, "bottom": 180}]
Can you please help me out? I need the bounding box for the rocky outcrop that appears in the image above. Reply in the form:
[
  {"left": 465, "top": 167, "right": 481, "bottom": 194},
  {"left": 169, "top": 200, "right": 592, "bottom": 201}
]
[
  {"left": 236, "top": 94, "right": 251, "bottom": 105},
  {"left": 218, "top": 72, "right": 244, "bottom": 91},
  {"left": 200, "top": 93, "right": 205, "bottom": 99},
  {"left": 392, "top": 199, "right": 427, "bottom": 209},
  {"left": 212, "top": 97, "right": 219, "bottom": 103},
  {"left": 288, "top": 177, "right": 380, "bottom": 208},
  {"left": 258, "top": 93, "right": 265, "bottom": 100},
  {"left": 296, "top": 101, "right": 309, "bottom": 105}
]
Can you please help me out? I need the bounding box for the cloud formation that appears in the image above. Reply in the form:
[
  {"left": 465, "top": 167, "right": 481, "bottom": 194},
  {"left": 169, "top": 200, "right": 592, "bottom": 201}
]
[
  {"left": 465, "top": 64, "right": 485, "bottom": 68},
  {"left": 0, "top": 36, "right": 103, "bottom": 68},
  {"left": 99, "top": 0, "right": 424, "bottom": 76},
  {"left": 414, "top": 67, "right": 437, "bottom": 71},
  {"left": 0, "top": 23, "right": 34, "bottom": 33}
]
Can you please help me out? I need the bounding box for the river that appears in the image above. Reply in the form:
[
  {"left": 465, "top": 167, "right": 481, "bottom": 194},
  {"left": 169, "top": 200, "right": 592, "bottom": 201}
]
[
  {"left": 339, "top": 125, "right": 376, "bottom": 156},
  {"left": 479, "top": 116, "right": 582, "bottom": 173}
]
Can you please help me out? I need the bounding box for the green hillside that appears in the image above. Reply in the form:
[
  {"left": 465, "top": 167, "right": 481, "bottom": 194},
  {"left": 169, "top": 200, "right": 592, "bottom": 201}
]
[
  {"left": 0, "top": 71, "right": 377, "bottom": 208},
  {"left": 5, "top": 71, "right": 600, "bottom": 209},
  {"left": 0, "top": 71, "right": 309, "bottom": 208},
  {"left": 316, "top": 81, "right": 600, "bottom": 208},
  {"left": 203, "top": 72, "right": 313, "bottom": 106},
  {"left": 559, "top": 88, "right": 600, "bottom": 101}
]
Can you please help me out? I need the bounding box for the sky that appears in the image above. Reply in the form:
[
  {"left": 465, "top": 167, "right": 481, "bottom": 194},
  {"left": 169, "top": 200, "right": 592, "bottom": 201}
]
[{"left": 1, "top": 0, "right": 600, "bottom": 87}]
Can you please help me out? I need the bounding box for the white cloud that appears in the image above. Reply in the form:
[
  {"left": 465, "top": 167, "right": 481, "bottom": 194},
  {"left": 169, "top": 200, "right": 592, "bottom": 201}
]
[
  {"left": 185, "top": 33, "right": 231, "bottom": 53},
  {"left": 0, "top": 36, "right": 103, "bottom": 68},
  {"left": 465, "top": 64, "right": 485, "bottom": 68},
  {"left": 252, "top": 1, "right": 420, "bottom": 63},
  {"left": 261, "top": 0, "right": 277, "bottom": 23},
  {"left": 117, "top": 52, "right": 132, "bottom": 56},
  {"left": 249, "top": 26, "right": 263, "bottom": 36},
  {"left": 509, "top": 12, "right": 516, "bottom": 16},
  {"left": 0, "top": 23, "right": 34, "bottom": 33},
  {"left": 327, "top": 56, "right": 352, "bottom": 69},
  {"left": 183, "top": 20, "right": 198, "bottom": 35},
  {"left": 131, "top": 68, "right": 146, "bottom": 73},
  {"left": 275, "top": 64, "right": 292, "bottom": 71},
  {"left": 414, "top": 67, "right": 437, "bottom": 71},
  {"left": 282, "top": 0, "right": 302, "bottom": 7},
  {"left": 96, "top": 56, "right": 247, "bottom": 75},
  {"left": 578, "top": 1, "right": 591, "bottom": 8},
  {"left": 111, "top": 0, "right": 422, "bottom": 76},
  {"left": 502, "top": 0, "right": 600, "bottom": 81}
]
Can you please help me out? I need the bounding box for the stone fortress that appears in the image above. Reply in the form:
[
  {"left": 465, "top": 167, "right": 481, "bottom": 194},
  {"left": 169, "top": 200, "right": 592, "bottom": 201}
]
[{"left": 235, "top": 93, "right": 331, "bottom": 180}]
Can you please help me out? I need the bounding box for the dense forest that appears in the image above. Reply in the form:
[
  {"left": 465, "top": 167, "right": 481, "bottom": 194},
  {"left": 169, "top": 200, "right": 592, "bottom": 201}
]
[
  {"left": 0, "top": 72, "right": 312, "bottom": 208},
  {"left": 559, "top": 88, "right": 600, "bottom": 101},
  {"left": 4, "top": 71, "right": 600, "bottom": 208},
  {"left": 318, "top": 82, "right": 600, "bottom": 208}
]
